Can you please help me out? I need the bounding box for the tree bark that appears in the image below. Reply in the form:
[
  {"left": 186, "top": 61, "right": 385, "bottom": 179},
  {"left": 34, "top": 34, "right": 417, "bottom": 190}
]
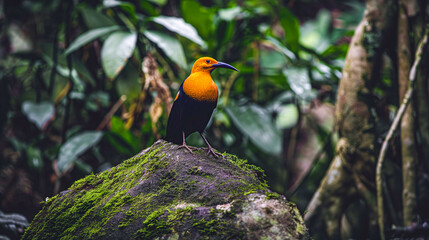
[
  {"left": 305, "top": 0, "right": 397, "bottom": 238},
  {"left": 397, "top": 1, "right": 417, "bottom": 226}
]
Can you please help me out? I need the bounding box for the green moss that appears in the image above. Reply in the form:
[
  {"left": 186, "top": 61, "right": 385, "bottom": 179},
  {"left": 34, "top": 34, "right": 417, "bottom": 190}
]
[
  {"left": 193, "top": 218, "right": 219, "bottom": 235},
  {"left": 265, "top": 192, "right": 280, "bottom": 200},
  {"left": 22, "top": 142, "right": 170, "bottom": 240},
  {"left": 159, "top": 170, "right": 177, "bottom": 187},
  {"left": 361, "top": 21, "right": 381, "bottom": 61},
  {"left": 244, "top": 190, "right": 257, "bottom": 196},
  {"left": 191, "top": 209, "right": 245, "bottom": 239},
  {"left": 223, "top": 153, "right": 267, "bottom": 186},
  {"left": 134, "top": 210, "right": 171, "bottom": 239},
  {"left": 118, "top": 210, "right": 135, "bottom": 229},
  {"left": 147, "top": 154, "right": 169, "bottom": 174}
]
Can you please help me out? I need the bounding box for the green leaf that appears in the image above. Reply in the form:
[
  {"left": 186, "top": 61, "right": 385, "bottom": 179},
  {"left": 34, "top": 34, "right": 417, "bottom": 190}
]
[
  {"left": 152, "top": 16, "right": 206, "bottom": 49},
  {"left": 26, "top": 146, "right": 43, "bottom": 171},
  {"left": 260, "top": 48, "right": 287, "bottom": 74},
  {"left": 283, "top": 68, "right": 311, "bottom": 96},
  {"left": 275, "top": 104, "right": 298, "bottom": 129},
  {"left": 148, "top": 0, "right": 167, "bottom": 6},
  {"left": 279, "top": 7, "right": 300, "bottom": 53},
  {"left": 320, "top": 43, "right": 349, "bottom": 59},
  {"left": 86, "top": 91, "right": 110, "bottom": 111},
  {"left": 103, "top": 0, "right": 137, "bottom": 22},
  {"left": 101, "top": 31, "right": 137, "bottom": 79},
  {"left": 46, "top": 64, "right": 86, "bottom": 91},
  {"left": 39, "top": 42, "right": 95, "bottom": 87},
  {"left": 181, "top": 0, "right": 214, "bottom": 39},
  {"left": 103, "top": 0, "right": 124, "bottom": 7},
  {"left": 79, "top": 7, "right": 115, "bottom": 29},
  {"left": 226, "top": 103, "right": 281, "bottom": 155},
  {"left": 143, "top": 30, "right": 187, "bottom": 69},
  {"left": 214, "top": 19, "right": 235, "bottom": 48},
  {"left": 65, "top": 26, "right": 120, "bottom": 55},
  {"left": 75, "top": 159, "right": 93, "bottom": 174},
  {"left": 8, "top": 138, "right": 27, "bottom": 152},
  {"left": 266, "top": 36, "right": 295, "bottom": 60},
  {"left": 22, "top": 101, "right": 54, "bottom": 130},
  {"left": 300, "top": 9, "right": 332, "bottom": 53},
  {"left": 140, "top": 1, "right": 159, "bottom": 16},
  {"left": 110, "top": 116, "right": 141, "bottom": 152},
  {"left": 218, "top": 6, "right": 245, "bottom": 21},
  {"left": 116, "top": 61, "right": 140, "bottom": 101},
  {"left": 57, "top": 131, "right": 103, "bottom": 174}
]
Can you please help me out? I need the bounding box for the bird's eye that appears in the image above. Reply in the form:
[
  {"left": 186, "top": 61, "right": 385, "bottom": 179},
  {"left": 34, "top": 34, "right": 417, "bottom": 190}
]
[{"left": 206, "top": 60, "right": 210, "bottom": 63}]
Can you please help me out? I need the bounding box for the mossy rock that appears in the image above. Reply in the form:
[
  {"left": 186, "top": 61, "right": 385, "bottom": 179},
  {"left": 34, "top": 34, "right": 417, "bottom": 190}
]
[{"left": 23, "top": 140, "right": 309, "bottom": 239}]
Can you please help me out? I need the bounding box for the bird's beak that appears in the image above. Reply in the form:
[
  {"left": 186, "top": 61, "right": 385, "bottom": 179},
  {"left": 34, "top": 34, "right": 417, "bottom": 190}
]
[{"left": 211, "top": 62, "right": 238, "bottom": 72}]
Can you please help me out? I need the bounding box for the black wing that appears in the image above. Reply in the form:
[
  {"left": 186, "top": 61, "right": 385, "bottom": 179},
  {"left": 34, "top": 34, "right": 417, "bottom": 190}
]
[{"left": 165, "top": 90, "right": 184, "bottom": 145}]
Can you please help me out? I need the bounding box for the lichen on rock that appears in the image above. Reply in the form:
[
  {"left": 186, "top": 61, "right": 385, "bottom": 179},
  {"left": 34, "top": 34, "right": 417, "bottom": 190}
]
[{"left": 23, "top": 140, "right": 308, "bottom": 239}]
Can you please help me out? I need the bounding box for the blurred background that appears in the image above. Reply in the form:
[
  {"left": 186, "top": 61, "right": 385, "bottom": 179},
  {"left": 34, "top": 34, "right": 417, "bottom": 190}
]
[{"left": 1, "top": 0, "right": 367, "bottom": 238}]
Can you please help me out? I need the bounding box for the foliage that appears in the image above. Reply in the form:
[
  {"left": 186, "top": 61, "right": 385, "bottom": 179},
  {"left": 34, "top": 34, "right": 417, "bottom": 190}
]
[{"left": 0, "top": 0, "right": 364, "bottom": 237}]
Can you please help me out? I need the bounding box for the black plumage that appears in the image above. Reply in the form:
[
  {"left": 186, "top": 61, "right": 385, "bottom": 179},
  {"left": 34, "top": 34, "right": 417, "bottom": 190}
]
[{"left": 165, "top": 85, "right": 216, "bottom": 145}]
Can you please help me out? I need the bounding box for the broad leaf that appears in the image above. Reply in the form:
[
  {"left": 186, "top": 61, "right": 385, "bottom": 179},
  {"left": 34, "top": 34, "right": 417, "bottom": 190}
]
[
  {"left": 148, "top": 0, "right": 167, "bottom": 6},
  {"left": 103, "top": 0, "right": 137, "bottom": 22},
  {"left": 22, "top": 101, "right": 54, "bottom": 130},
  {"left": 266, "top": 36, "right": 295, "bottom": 60},
  {"left": 219, "top": 6, "right": 244, "bottom": 21},
  {"left": 116, "top": 62, "right": 140, "bottom": 101},
  {"left": 26, "top": 146, "right": 43, "bottom": 171},
  {"left": 79, "top": 7, "right": 115, "bottom": 29},
  {"left": 276, "top": 104, "right": 299, "bottom": 129},
  {"left": 39, "top": 42, "right": 95, "bottom": 87},
  {"left": 75, "top": 159, "right": 93, "bottom": 174},
  {"left": 260, "top": 48, "right": 286, "bottom": 75},
  {"left": 300, "top": 9, "right": 332, "bottom": 53},
  {"left": 110, "top": 116, "right": 141, "bottom": 152},
  {"left": 49, "top": 65, "right": 86, "bottom": 92},
  {"left": 143, "top": 30, "right": 187, "bottom": 69},
  {"left": 226, "top": 103, "right": 281, "bottom": 155},
  {"left": 152, "top": 16, "right": 206, "bottom": 49},
  {"left": 283, "top": 68, "right": 311, "bottom": 96},
  {"left": 181, "top": 0, "right": 214, "bottom": 39},
  {"left": 101, "top": 31, "right": 137, "bottom": 79},
  {"left": 57, "top": 131, "right": 103, "bottom": 173},
  {"left": 65, "top": 26, "right": 120, "bottom": 55},
  {"left": 279, "top": 7, "right": 300, "bottom": 54}
]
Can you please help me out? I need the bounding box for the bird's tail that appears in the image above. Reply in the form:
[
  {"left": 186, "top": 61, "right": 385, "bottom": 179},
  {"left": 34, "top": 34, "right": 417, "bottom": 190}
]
[
  {"left": 165, "top": 113, "right": 183, "bottom": 145},
  {"left": 164, "top": 96, "right": 183, "bottom": 145},
  {"left": 165, "top": 126, "right": 182, "bottom": 145}
]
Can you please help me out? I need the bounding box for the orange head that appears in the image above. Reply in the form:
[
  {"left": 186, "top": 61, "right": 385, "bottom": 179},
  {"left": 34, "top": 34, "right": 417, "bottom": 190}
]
[{"left": 191, "top": 57, "right": 238, "bottom": 74}]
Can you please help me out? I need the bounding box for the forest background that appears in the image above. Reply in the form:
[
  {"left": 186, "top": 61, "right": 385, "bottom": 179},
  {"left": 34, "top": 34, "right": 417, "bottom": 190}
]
[{"left": 1, "top": 0, "right": 428, "bottom": 239}]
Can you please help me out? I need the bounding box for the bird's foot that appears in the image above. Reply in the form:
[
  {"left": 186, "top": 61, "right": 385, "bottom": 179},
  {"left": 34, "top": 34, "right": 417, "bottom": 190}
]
[
  {"left": 201, "top": 147, "right": 223, "bottom": 159},
  {"left": 178, "top": 144, "right": 197, "bottom": 153}
]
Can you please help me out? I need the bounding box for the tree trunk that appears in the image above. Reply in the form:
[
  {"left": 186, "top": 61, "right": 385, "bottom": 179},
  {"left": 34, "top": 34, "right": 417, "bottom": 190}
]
[
  {"left": 305, "top": 0, "right": 397, "bottom": 238},
  {"left": 398, "top": 0, "right": 417, "bottom": 226}
]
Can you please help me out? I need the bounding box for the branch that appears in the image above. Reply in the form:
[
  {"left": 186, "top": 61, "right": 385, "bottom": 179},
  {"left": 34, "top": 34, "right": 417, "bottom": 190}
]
[
  {"left": 376, "top": 29, "right": 429, "bottom": 240},
  {"left": 96, "top": 95, "right": 127, "bottom": 131}
]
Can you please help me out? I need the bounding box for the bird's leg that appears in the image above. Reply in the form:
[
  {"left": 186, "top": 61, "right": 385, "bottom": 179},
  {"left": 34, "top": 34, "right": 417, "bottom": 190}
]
[
  {"left": 178, "top": 131, "right": 197, "bottom": 153},
  {"left": 200, "top": 133, "right": 222, "bottom": 159}
]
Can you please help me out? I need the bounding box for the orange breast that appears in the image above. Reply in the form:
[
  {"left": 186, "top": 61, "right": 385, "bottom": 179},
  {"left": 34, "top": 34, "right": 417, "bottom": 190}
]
[{"left": 182, "top": 72, "right": 218, "bottom": 102}]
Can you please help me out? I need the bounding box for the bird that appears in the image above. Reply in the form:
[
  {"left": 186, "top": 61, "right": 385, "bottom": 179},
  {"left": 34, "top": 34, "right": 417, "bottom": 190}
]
[{"left": 165, "top": 57, "right": 238, "bottom": 158}]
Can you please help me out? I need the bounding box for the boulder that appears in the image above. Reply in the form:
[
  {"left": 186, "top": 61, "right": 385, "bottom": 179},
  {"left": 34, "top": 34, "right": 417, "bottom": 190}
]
[{"left": 23, "top": 140, "right": 308, "bottom": 239}]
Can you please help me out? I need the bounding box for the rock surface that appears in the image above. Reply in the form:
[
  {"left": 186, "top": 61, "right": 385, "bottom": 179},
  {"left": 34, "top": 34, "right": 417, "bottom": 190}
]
[{"left": 23, "top": 140, "right": 308, "bottom": 239}]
